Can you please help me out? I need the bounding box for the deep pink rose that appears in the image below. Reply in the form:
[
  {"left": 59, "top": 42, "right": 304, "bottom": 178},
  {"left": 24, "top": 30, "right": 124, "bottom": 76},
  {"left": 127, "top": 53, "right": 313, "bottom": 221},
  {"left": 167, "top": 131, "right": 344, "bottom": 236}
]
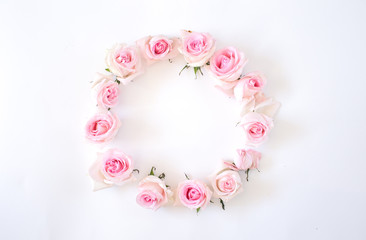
[
  {"left": 137, "top": 35, "right": 180, "bottom": 65},
  {"left": 96, "top": 80, "right": 119, "bottom": 109},
  {"left": 233, "top": 72, "right": 266, "bottom": 100},
  {"left": 240, "top": 92, "right": 281, "bottom": 119},
  {"left": 178, "top": 30, "right": 215, "bottom": 67},
  {"left": 209, "top": 47, "right": 247, "bottom": 89},
  {"left": 176, "top": 180, "right": 212, "bottom": 210},
  {"left": 211, "top": 169, "right": 242, "bottom": 202},
  {"left": 89, "top": 149, "right": 134, "bottom": 191},
  {"left": 105, "top": 44, "right": 144, "bottom": 85},
  {"left": 239, "top": 112, "right": 274, "bottom": 146},
  {"left": 136, "top": 176, "right": 172, "bottom": 210},
  {"left": 85, "top": 111, "right": 120, "bottom": 143}
]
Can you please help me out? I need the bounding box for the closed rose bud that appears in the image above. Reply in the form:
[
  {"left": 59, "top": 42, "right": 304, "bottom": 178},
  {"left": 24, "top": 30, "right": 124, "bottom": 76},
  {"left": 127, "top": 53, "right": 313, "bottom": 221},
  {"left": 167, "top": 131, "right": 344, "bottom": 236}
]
[{"left": 233, "top": 72, "right": 266, "bottom": 100}]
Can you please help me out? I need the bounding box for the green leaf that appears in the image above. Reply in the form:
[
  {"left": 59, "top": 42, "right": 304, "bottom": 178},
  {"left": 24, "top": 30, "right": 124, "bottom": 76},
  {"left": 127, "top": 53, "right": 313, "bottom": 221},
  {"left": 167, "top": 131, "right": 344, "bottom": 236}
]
[
  {"left": 166, "top": 184, "right": 170, "bottom": 188},
  {"left": 196, "top": 207, "right": 201, "bottom": 214},
  {"left": 184, "top": 173, "right": 190, "bottom": 180},
  {"left": 179, "top": 64, "right": 189, "bottom": 75},
  {"left": 206, "top": 61, "right": 210, "bottom": 65},
  {"left": 158, "top": 173, "right": 165, "bottom": 179},
  {"left": 194, "top": 67, "right": 198, "bottom": 79},
  {"left": 105, "top": 68, "right": 111, "bottom": 72},
  {"left": 149, "top": 166, "right": 156, "bottom": 176},
  {"left": 107, "top": 108, "right": 111, "bottom": 111},
  {"left": 115, "top": 79, "right": 121, "bottom": 85},
  {"left": 198, "top": 67, "right": 203, "bottom": 76},
  {"left": 219, "top": 198, "right": 225, "bottom": 210}
]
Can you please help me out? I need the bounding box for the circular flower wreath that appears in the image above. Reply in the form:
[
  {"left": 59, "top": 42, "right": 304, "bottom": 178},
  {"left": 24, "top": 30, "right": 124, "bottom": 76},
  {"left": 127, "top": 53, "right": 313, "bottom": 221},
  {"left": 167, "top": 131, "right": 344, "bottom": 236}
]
[{"left": 86, "top": 30, "right": 281, "bottom": 213}]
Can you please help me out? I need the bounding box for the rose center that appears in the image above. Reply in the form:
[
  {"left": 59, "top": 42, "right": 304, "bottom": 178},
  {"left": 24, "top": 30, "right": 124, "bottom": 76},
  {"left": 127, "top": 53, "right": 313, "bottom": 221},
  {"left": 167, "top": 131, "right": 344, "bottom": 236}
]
[
  {"left": 105, "top": 159, "right": 126, "bottom": 175},
  {"left": 249, "top": 79, "right": 260, "bottom": 88},
  {"left": 187, "top": 187, "right": 201, "bottom": 201},
  {"left": 91, "top": 120, "right": 110, "bottom": 135},
  {"left": 153, "top": 42, "right": 168, "bottom": 55},
  {"left": 249, "top": 124, "right": 265, "bottom": 137},
  {"left": 116, "top": 53, "right": 131, "bottom": 64}
]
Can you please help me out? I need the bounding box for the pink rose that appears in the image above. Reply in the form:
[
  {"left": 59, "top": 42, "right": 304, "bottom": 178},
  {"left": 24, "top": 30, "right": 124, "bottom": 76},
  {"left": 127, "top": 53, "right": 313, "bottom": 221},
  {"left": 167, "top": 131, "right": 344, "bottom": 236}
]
[
  {"left": 137, "top": 35, "right": 180, "bottom": 65},
  {"left": 105, "top": 44, "right": 144, "bottom": 85},
  {"left": 89, "top": 149, "right": 134, "bottom": 191},
  {"left": 233, "top": 72, "right": 266, "bottom": 100},
  {"left": 96, "top": 80, "right": 119, "bottom": 109},
  {"left": 85, "top": 111, "right": 121, "bottom": 143},
  {"left": 211, "top": 169, "right": 242, "bottom": 202},
  {"left": 136, "top": 176, "right": 172, "bottom": 210},
  {"left": 209, "top": 47, "right": 247, "bottom": 89},
  {"left": 241, "top": 92, "right": 281, "bottom": 119},
  {"left": 235, "top": 149, "right": 261, "bottom": 170},
  {"left": 178, "top": 30, "right": 215, "bottom": 67},
  {"left": 239, "top": 112, "right": 274, "bottom": 146},
  {"left": 176, "top": 180, "right": 212, "bottom": 210}
]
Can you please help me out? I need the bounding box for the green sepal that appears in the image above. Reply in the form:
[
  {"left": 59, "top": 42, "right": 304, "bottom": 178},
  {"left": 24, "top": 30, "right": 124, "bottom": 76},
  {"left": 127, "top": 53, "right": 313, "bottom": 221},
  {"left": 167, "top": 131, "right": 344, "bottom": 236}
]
[
  {"left": 149, "top": 166, "right": 156, "bottom": 176},
  {"left": 219, "top": 198, "right": 225, "bottom": 210}
]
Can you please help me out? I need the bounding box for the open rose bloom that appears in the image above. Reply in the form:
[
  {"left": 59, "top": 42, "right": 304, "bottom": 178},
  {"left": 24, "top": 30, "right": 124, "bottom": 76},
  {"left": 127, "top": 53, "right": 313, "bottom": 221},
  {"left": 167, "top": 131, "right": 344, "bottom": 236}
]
[
  {"left": 178, "top": 30, "right": 215, "bottom": 67},
  {"left": 105, "top": 44, "right": 144, "bottom": 85},
  {"left": 211, "top": 169, "right": 242, "bottom": 202},
  {"left": 239, "top": 112, "right": 274, "bottom": 147},
  {"left": 209, "top": 47, "right": 247, "bottom": 89},
  {"left": 136, "top": 176, "right": 172, "bottom": 210},
  {"left": 137, "top": 35, "right": 180, "bottom": 65},
  {"left": 89, "top": 149, "right": 135, "bottom": 191},
  {"left": 176, "top": 180, "right": 212, "bottom": 210},
  {"left": 96, "top": 80, "right": 119, "bottom": 109},
  {"left": 85, "top": 111, "right": 121, "bottom": 143}
]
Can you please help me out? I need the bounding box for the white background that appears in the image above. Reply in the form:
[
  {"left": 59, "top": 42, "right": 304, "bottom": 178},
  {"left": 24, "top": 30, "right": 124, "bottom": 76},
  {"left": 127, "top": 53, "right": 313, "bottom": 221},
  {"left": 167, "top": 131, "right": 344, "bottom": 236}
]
[{"left": 1, "top": 0, "right": 366, "bottom": 239}]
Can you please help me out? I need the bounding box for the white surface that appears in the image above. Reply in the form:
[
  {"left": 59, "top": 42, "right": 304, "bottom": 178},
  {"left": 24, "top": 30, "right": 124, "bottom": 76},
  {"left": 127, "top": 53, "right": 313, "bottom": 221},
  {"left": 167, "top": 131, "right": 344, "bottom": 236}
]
[{"left": 1, "top": 0, "right": 366, "bottom": 239}]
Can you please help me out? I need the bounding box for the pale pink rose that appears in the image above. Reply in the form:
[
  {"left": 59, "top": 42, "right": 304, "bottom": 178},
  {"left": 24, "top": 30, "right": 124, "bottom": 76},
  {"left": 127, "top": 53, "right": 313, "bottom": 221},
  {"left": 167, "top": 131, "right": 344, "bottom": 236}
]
[
  {"left": 105, "top": 44, "right": 144, "bottom": 85},
  {"left": 137, "top": 35, "right": 180, "bottom": 65},
  {"left": 96, "top": 80, "right": 119, "bottom": 109},
  {"left": 89, "top": 148, "right": 134, "bottom": 191},
  {"left": 239, "top": 112, "right": 274, "bottom": 146},
  {"left": 136, "top": 176, "right": 172, "bottom": 210},
  {"left": 241, "top": 92, "right": 281, "bottom": 118},
  {"left": 234, "top": 149, "right": 261, "bottom": 170},
  {"left": 178, "top": 30, "right": 215, "bottom": 67},
  {"left": 211, "top": 169, "right": 242, "bottom": 202},
  {"left": 233, "top": 72, "right": 266, "bottom": 100},
  {"left": 176, "top": 180, "right": 212, "bottom": 210},
  {"left": 85, "top": 111, "right": 120, "bottom": 143},
  {"left": 209, "top": 47, "right": 247, "bottom": 89}
]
